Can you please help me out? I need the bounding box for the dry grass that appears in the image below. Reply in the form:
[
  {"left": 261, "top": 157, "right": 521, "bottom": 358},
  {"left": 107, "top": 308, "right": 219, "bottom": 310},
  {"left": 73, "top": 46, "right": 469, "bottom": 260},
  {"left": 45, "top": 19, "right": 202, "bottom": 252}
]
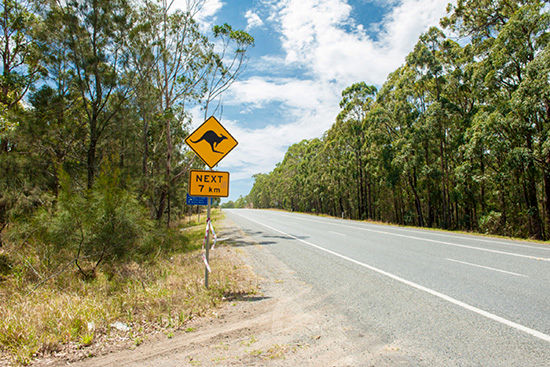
[{"left": 0, "top": 211, "right": 256, "bottom": 365}]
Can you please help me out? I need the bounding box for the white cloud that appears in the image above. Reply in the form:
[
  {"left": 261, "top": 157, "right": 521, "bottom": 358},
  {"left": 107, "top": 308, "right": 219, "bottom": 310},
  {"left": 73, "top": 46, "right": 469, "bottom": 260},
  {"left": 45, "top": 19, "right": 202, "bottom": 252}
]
[
  {"left": 196, "top": 0, "right": 224, "bottom": 19},
  {"left": 172, "top": 0, "right": 224, "bottom": 30},
  {"left": 245, "top": 10, "right": 264, "bottom": 30},
  {"left": 187, "top": 0, "right": 450, "bottom": 198},
  {"left": 214, "top": 105, "right": 338, "bottom": 180},
  {"left": 269, "top": 0, "right": 448, "bottom": 85},
  {"left": 228, "top": 77, "right": 337, "bottom": 110}
]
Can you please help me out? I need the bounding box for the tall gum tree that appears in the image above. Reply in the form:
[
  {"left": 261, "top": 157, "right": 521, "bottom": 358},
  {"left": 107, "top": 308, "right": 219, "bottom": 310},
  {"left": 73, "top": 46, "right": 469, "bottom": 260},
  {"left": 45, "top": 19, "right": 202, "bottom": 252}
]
[
  {"left": 0, "top": 0, "right": 43, "bottom": 247},
  {"left": 444, "top": 0, "right": 549, "bottom": 239},
  {"left": 336, "top": 82, "right": 377, "bottom": 219},
  {"left": 44, "top": 0, "right": 135, "bottom": 190},
  {"left": 142, "top": 0, "right": 210, "bottom": 224},
  {"left": 0, "top": 0, "right": 42, "bottom": 148}
]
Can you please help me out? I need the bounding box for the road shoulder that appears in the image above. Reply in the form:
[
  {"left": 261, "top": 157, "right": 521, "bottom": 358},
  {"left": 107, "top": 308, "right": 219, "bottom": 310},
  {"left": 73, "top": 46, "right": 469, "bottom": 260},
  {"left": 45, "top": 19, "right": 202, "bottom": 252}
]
[{"left": 63, "top": 217, "right": 412, "bottom": 367}]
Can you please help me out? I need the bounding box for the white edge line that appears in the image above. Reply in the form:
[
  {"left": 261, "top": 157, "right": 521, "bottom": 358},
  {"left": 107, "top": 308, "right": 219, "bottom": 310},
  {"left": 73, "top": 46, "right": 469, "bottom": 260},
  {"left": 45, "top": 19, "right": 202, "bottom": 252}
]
[
  {"left": 382, "top": 227, "right": 550, "bottom": 251},
  {"left": 234, "top": 212, "right": 550, "bottom": 344},
  {"left": 445, "top": 258, "right": 528, "bottom": 278},
  {"left": 298, "top": 213, "right": 550, "bottom": 252},
  {"left": 280, "top": 214, "right": 550, "bottom": 262}
]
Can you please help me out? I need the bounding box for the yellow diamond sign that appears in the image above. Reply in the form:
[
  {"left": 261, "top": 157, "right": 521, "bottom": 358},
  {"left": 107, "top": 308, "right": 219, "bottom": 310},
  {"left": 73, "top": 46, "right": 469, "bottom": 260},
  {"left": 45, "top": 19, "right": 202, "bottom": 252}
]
[{"left": 185, "top": 116, "right": 238, "bottom": 169}]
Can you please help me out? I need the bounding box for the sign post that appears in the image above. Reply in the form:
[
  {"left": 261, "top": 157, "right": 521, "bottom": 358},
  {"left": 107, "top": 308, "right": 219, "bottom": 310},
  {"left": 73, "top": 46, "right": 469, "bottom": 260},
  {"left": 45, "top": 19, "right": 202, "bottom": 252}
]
[
  {"left": 185, "top": 116, "right": 237, "bottom": 289},
  {"left": 205, "top": 197, "right": 211, "bottom": 288}
]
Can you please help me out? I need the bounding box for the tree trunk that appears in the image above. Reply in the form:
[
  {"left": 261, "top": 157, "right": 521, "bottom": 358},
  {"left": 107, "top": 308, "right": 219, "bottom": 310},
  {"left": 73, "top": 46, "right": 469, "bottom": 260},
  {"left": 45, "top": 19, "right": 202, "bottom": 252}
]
[
  {"left": 525, "top": 135, "right": 543, "bottom": 239},
  {"left": 424, "top": 147, "right": 434, "bottom": 227},
  {"left": 408, "top": 169, "right": 424, "bottom": 227},
  {"left": 142, "top": 117, "right": 149, "bottom": 176},
  {"left": 544, "top": 166, "right": 550, "bottom": 239},
  {"left": 156, "top": 190, "right": 167, "bottom": 220},
  {"left": 440, "top": 139, "right": 448, "bottom": 229},
  {"left": 523, "top": 166, "right": 543, "bottom": 240},
  {"left": 87, "top": 120, "right": 98, "bottom": 190}
]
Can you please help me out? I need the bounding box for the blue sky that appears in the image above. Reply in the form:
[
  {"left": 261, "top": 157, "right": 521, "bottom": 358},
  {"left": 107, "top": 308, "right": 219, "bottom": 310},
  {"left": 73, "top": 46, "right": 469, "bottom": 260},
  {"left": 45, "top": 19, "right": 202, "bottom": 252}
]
[{"left": 180, "top": 0, "right": 450, "bottom": 202}]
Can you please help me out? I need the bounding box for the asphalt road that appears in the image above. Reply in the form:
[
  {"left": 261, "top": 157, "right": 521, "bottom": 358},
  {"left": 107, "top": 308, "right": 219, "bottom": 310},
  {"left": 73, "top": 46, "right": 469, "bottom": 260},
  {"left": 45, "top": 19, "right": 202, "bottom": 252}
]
[{"left": 224, "top": 208, "right": 550, "bottom": 366}]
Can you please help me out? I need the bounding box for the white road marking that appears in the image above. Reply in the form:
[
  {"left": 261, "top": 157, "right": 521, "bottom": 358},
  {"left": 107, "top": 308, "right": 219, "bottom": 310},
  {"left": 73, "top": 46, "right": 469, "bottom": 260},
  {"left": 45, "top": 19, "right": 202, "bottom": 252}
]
[
  {"left": 445, "top": 258, "right": 528, "bottom": 278},
  {"left": 233, "top": 212, "right": 550, "bottom": 344},
  {"left": 328, "top": 231, "right": 346, "bottom": 236},
  {"left": 277, "top": 214, "right": 550, "bottom": 262},
  {"left": 388, "top": 227, "right": 550, "bottom": 251}
]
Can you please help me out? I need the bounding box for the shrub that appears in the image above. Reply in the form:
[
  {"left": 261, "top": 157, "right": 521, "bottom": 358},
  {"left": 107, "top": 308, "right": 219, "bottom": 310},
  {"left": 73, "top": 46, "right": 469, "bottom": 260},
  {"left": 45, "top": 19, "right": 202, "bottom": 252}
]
[
  {"left": 7, "top": 165, "right": 160, "bottom": 280},
  {"left": 0, "top": 254, "right": 11, "bottom": 278},
  {"left": 479, "top": 211, "right": 502, "bottom": 235}
]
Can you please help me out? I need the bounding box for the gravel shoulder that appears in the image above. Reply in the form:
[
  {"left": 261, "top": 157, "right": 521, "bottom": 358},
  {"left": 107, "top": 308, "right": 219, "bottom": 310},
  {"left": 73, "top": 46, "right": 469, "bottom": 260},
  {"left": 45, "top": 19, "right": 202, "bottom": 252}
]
[{"left": 61, "top": 216, "right": 410, "bottom": 367}]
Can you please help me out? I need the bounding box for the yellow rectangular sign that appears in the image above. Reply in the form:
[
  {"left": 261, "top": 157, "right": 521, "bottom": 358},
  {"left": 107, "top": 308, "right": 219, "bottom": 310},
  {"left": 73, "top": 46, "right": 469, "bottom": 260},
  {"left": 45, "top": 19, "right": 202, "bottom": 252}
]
[{"left": 189, "top": 170, "right": 229, "bottom": 197}]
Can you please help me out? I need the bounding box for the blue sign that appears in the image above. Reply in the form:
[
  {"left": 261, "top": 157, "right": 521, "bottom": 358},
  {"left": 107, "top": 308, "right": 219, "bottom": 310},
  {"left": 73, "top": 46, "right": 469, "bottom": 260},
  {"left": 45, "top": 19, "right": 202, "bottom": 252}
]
[{"left": 187, "top": 193, "right": 208, "bottom": 206}]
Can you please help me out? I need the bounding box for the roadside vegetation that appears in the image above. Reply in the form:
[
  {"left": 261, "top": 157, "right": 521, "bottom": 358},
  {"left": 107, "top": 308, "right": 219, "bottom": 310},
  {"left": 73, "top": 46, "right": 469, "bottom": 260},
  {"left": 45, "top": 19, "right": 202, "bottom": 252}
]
[
  {"left": 0, "top": 0, "right": 254, "bottom": 365},
  {"left": 246, "top": 0, "right": 550, "bottom": 241},
  {"left": 0, "top": 206, "right": 255, "bottom": 365},
  {"left": 221, "top": 196, "right": 249, "bottom": 209}
]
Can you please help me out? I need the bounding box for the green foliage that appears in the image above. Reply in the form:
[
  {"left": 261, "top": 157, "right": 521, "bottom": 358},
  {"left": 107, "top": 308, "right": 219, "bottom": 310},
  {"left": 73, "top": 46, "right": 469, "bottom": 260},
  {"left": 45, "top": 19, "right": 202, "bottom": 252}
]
[
  {"left": 55, "top": 166, "right": 155, "bottom": 270},
  {"left": 221, "top": 196, "right": 248, "bottom": 209},
  {"left": 8, "top": 164, "right": 168, "bottom": 280},
  {"left": 479, "top": 211, "right": 503, "bottom": 235},
  {"left": 0, "top": 0, "right": 254, "bottom": 363},
  {"left": 0, "top": 253, "right": 11, "bottom": 278},
  {"left": 247, "top": 0, "right": 550, "bottom": 240},
  {"left": 0, "top": 0, "right": 253, "bottom": 244}
]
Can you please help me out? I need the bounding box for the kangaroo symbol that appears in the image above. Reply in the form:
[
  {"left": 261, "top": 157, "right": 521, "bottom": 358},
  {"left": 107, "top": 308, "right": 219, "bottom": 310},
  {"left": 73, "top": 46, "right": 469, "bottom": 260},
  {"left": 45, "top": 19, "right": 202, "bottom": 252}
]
[{"left": 191, "top": 130, "right": 227, "bottom": 154}]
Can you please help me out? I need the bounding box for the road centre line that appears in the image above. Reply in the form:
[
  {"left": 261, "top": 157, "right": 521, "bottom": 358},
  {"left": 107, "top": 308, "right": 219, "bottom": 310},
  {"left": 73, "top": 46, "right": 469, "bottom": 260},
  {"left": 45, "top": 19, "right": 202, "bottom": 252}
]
[
  {"left": 328, "top": 231, "right": 346, "bottom": 236},
  {"left": 234, "top": 212, "right": 550, "bottom": 343},
  {"left": 276, "top": 214, "right": 550, "bottom": 262},
  {"left": 445, "top": 258, "right": 528, "bottom": 278}
]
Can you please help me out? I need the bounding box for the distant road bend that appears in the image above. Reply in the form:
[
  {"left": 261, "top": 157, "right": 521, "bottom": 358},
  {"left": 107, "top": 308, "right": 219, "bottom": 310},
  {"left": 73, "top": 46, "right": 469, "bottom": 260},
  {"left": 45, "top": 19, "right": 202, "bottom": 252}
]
[{"left": 226, "top": 209, "right": 550, "bottom": 366}]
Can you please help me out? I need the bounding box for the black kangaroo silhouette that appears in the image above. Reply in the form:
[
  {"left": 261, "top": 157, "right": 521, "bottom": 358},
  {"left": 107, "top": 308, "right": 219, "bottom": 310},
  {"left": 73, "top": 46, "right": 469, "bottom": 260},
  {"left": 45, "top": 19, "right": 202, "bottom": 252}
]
[{"left": 191, "top": 130, "right": 228, "bottom": 154}]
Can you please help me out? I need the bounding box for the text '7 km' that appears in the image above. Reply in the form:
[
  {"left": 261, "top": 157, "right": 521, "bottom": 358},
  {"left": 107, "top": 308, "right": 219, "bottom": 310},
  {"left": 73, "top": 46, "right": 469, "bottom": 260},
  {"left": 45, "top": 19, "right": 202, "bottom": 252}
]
[{"left": 189, "top": 170, "right": 229, "bottom": 198}]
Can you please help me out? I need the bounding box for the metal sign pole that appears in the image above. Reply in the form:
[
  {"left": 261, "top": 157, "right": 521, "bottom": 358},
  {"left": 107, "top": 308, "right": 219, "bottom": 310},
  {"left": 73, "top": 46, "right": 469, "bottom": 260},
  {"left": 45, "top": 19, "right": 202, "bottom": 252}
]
[{"left": 205, "top": 197, "right": 211, "bottom": 288}]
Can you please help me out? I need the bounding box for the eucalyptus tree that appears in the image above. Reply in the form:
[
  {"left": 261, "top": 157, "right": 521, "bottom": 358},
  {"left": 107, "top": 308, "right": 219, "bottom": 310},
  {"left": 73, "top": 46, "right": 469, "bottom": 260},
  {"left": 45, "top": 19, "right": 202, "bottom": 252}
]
[
  {"left": 512, "top": 45, "right": 550, "bottom": 235},
  {"left": 444, "top": 0, "right": 549, "bottom": 239},
  {"left": 434, "top": 38, "right": 481, "bottom": 230},
  {"left": 248, "top": 173, "right": 271, "bottom": 208},
  {"left": 0, "top": 0, "right": 44, "bottom": 247},
  {"left": 0, "top": 0, "right": 42, "bottom": 148},
  {"left": 406, "top": 28, "right": 450, "bottom": 227},
  {"left": 315, "top": 132, "right": 345, "bottom": 216},
  {"left": 125, "top": 0, "right": 160, "bottom": 181},
  {"left": 336, "top": 82, "right": 377, "bottom": 219},
  {"left": 39, "top": 0, "right": 136, "bottom": 190},
  {"left": 202, "top": 22, "right": 254, "bottom": 119},
  {"left": 138, "top": 0, "right": 212, "bottom": 223},
  {"left": 375, "top": 65, "right": 428, "bottom": 226}
]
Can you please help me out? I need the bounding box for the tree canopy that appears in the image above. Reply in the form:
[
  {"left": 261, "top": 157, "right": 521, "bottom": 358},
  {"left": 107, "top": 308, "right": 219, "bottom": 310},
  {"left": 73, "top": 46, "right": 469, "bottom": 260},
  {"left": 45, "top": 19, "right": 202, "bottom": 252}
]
[
  {"left": 0, "top": 0, "right": 253, "bottom": 253},
  {"left": 247, "top": 0, "right": 549, "bottom": 240}
]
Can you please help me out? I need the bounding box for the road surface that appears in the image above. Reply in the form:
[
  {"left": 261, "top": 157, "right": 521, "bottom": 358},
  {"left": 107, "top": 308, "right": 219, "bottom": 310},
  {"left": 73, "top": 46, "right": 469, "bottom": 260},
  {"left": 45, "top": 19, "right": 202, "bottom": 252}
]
[{"left": 225, "top": 208, "right": 550, "bottom": 366}]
